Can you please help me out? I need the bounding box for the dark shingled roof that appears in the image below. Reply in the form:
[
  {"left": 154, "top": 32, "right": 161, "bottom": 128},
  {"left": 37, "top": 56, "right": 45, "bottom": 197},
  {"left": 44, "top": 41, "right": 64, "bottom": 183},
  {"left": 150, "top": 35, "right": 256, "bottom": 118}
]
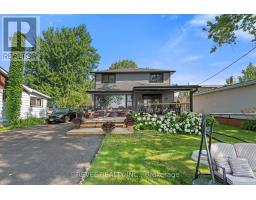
[{"left": 91, "top": 68, "right": 176, "bottom": 73}]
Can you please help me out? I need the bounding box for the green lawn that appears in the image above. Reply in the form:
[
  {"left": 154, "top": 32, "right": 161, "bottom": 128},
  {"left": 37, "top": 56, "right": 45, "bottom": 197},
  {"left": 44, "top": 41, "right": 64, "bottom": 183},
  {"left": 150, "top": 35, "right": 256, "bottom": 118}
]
[
  {"left": 0, "top": 126, "right": 12, "bottom": 133},
  {"left": 82, "top": 124, "right": 256, "bottom": 185}
]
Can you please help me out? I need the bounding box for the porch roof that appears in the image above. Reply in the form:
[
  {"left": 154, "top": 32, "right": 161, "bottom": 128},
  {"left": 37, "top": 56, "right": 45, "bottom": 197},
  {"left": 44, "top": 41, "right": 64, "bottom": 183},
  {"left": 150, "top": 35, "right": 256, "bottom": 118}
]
[
  {"left": 87, "top": 89, "right": 133, "bottom": 94},
  {"left": 91, "top": 68, "right": 176, "bottom": 74},
  {"left": 88, "top": 85, "right": 200, "bottom": 94},
  {"left": 133, "top": 85, "right": 201, "bottom": 91}
]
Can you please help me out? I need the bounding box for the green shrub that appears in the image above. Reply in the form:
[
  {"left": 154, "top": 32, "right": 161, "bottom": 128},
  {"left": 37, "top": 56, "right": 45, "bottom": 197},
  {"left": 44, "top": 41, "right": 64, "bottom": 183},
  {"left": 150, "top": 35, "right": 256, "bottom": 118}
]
[
  {"left": 242, "top": 120, "right": 256, "bottom": 131},
  {"left": 206, "top": 115, "right": 218, "bottom": 126},
  {"left": 11, "top": 117, "right": 46, "bottom": 129}
]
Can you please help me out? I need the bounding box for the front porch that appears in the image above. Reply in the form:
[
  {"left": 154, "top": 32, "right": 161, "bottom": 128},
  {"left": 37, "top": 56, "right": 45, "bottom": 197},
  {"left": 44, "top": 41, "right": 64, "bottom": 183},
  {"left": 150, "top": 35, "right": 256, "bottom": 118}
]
[{"left": 88, "top": 85, "right": 200, "bottom": 116}]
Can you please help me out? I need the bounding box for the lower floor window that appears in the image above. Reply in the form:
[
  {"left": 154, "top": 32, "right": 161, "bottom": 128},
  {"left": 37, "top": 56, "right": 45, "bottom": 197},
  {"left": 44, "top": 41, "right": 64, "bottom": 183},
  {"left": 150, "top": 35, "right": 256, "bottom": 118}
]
[
  {"left": 95, "top": 94, "right": 132, "bottom": 110},
  {"left": 30, "top": 97, "right": 43, "bottom": 107}
]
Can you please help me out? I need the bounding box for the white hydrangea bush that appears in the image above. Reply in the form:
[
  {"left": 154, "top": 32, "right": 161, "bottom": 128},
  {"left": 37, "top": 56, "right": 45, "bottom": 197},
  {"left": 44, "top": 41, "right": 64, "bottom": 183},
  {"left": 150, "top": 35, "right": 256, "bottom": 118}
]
[
  {"left": 132, "top": 111, "right": 202, "bottom": 135},
  {"left": 157, "top": 112, "right": 177, "bottom": 133},
  {"left": 132, "top": 112, "right": 159, "bottom": 131},
  {"left": 178, "top": 112, "right": 202, "bottom": 135}
]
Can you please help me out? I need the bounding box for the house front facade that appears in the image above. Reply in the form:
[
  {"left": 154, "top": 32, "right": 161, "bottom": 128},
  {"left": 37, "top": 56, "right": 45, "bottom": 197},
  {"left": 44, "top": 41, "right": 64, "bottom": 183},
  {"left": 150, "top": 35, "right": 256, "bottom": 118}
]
[
  {"left": 88, "top": 68, "right": 199, "bottom": 114},
  {"left": 0, "top": 67, "right": 51, "bottom": 123}
]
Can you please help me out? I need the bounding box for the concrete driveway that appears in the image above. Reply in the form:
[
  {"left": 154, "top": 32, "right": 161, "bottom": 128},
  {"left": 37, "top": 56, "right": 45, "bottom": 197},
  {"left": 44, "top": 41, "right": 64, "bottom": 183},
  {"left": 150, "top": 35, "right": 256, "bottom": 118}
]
[{"left": 0, "top": 123, "right": 103, "bottom": 185}]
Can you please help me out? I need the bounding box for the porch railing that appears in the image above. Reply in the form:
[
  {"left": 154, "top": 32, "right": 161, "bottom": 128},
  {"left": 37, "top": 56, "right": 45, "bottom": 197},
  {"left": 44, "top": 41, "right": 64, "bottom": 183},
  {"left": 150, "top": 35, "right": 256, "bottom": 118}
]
[{"left": 136, "top": 102, "right": 190, "bottom": 115}]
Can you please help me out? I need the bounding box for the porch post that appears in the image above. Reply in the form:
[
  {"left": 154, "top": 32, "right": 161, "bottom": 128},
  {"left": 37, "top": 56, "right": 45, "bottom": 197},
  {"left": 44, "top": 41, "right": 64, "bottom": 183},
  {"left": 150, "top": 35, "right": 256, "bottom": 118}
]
[
  {"left": 133, "top": 91, "right": 136, "bottom": 111},
  {"left": 93, "top": 94, "right": 96, "bottom": 110},
  {"left": 125, "top": 94, "right": 127, "bottom": 109},
  {"left": 189, "top": 90, "right": 193, "bottom": 112}
]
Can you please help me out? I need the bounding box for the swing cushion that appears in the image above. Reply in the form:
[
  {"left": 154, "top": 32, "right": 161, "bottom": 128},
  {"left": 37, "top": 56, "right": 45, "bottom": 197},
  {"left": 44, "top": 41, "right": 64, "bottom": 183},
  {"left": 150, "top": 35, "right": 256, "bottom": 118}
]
[
  {"left": 211, "top": 143, "right": 256, "bottom": 184},
  {"left": 229, "top": 158, "right": 255, "bottom": 178},
  {"left": 234, "top": 143, "right": 256, "bottom": 171},
  {"left": 214, "top": 172, "right": 256, "bottom": 185},
  {"left": 211, "top": 143, "right": 236, "bottom": 174},
  {"left": 214, "top": 157, "right": 232, "bottom": 174},
  {"left": 211, "top": 143, "right": 237, "bottom": 160}
]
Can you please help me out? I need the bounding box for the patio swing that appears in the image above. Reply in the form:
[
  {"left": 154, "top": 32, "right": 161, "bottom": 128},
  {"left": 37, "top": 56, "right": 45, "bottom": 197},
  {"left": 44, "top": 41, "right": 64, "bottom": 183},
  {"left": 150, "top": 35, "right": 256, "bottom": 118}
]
[{"left": 193, "top": 114, "right": 256, "bottom": 185}]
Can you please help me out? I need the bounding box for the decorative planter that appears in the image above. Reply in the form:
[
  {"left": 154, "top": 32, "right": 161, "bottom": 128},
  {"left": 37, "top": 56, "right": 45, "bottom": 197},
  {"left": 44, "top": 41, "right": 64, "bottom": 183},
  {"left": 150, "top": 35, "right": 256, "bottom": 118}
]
[
  {"left": 101, "top": 122, "right": 116, "bottom": 134},
  {"left": 127, "top": 125, "right": 134, "bottom": 133},
  {"left": 72, "top": 118, "right": 81, "bottom": 129},
  {"left": 124, "top": 113, "right": 134, "bottom": 127}
]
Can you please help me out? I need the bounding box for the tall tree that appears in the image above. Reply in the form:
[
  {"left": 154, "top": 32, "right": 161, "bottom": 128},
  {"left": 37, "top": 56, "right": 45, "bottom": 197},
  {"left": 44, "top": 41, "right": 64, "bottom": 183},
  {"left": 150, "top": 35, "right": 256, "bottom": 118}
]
[
  {"left": 226, "top": 76, "right": 234, "bottom": 85},
  {"left": 6, "top": 32, "right": 25, "bottom": 125},
  {"left": 25, "top": 25, "right": 100, "bottom": 108},
  {"left": 238, "top": 63, "right": 256, "bottom": 82},
  {"left": 204, "top": 15, "right": 256, "bottom": 53},
  {"left": 109, "top": 59, "right": 138, "bottom": 70}
]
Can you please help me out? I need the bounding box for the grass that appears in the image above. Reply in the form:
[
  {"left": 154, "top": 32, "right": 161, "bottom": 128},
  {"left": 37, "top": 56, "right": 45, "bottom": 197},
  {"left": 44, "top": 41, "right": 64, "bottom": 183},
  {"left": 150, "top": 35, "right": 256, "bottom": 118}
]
[
  {"left": 0, "top": 126, "right": 12, "bottom": 133},
  {"left": 82, "top": 124, "right": 256, "bottom": 185},
  {"left": 0, "top": 117, "right": 46, "bottom": 132}
]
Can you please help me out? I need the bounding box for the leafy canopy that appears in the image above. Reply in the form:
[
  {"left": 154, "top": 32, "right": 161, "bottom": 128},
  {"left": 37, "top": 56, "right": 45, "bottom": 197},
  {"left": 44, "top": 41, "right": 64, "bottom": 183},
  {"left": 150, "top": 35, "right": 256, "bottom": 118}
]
[
  {"left": 204, "top": 14, "right": 256, "bottom": 53},
  {"left": 239, "top": 63, "right": 256, "bottom": 82},
  {"left": 6, "top": 32, "right": 25, "bottom": 125},
  {"left": 225, "top": 63, "right": 256, "bottom": 85},
  {"left": 109, "top": 59, "right": 138, "bottom": 70},
  {"left": 25, "top": 25, "right": 100, "bottom": 108}
]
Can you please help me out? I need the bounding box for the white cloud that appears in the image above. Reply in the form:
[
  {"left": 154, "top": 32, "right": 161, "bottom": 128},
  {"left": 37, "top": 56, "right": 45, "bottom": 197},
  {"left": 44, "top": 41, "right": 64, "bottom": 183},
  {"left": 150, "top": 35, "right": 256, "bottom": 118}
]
[
  {"left": 162, "top": 27, "right": 188, "bottom": 53},
  {"left": 235, "top": 30, "right": 254, "bottom": 41},
  {"left": 183, "top": 55, "right": 201, "bottom": 62},
  {"left": 209, "top": 61, "right": 231, "bottom": 67},
  {"left": 162, "top": 15, "right": 218, "bottom": 52},
  {"left": 189, "top": 14, "right": 218, "bottom": 27}
]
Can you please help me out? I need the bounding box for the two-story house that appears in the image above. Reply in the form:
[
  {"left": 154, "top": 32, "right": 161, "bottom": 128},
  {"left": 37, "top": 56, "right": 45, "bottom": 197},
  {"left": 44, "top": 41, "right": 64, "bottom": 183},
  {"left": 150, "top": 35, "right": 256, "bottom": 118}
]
[{"left": 88, "top": 68, "right": 199, "bottom": 113}]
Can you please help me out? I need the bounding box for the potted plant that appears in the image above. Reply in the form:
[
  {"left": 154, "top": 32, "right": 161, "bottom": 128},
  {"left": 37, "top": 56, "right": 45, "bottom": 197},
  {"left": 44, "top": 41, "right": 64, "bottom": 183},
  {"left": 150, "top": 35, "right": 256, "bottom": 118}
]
[
  {"left": 101, "top": 122, "right": 115, "bottom": 134},
  {"left": 125, "top": 114, "right": 134, "bottom": 132},
  {"left": 72, "top": 118, "right": 81, "bottom": 129}
]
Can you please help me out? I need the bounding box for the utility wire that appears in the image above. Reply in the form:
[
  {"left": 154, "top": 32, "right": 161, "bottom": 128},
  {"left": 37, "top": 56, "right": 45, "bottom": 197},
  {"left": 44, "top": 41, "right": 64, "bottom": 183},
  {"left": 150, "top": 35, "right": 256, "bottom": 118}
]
[{"left": 198, "top": 46, "right": 256, "bottom": 85}]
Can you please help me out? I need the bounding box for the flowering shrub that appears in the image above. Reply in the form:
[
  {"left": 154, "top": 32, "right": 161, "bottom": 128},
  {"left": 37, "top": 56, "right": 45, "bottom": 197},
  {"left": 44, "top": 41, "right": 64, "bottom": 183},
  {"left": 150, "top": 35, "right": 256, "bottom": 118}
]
[
  {"left": 133, "top": 112, "right": 159, "bottom": 131},
  {"left": 178, "top": 112, "right": 202, "bottom": 135},
  {"left": 132, "top": 111, "right": 203, "bottom": 135},
  {"left": 157, "top": 112, "right": 178, "bottom": 133}
]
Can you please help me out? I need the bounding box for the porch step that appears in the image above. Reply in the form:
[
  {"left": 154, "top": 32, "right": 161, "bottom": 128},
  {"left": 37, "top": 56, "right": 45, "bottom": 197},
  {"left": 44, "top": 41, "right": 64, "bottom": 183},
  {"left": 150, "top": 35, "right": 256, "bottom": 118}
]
[
  {"left": 80, "top": 118, "right": 126, "bottom": 128},
  {"left": 80, "top": 123, "right": 126, "bottom": 128},
  {"left": 66, "top": 127, "right": 132, "bottom": 136}
]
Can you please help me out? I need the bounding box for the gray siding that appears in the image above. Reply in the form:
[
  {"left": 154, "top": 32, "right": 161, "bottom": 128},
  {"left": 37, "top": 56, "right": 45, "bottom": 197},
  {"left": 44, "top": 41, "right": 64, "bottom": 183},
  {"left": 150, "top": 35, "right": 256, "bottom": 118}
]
[{"left": 95, "top": 72, "right": 171, "bottom": 91}]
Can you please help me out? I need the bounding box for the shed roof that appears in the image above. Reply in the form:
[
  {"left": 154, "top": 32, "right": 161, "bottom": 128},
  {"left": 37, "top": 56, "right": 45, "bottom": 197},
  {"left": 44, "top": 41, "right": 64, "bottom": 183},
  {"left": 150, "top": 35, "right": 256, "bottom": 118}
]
[
  {"left": 0, "top": 66, "right": 51, "bottom": 99},
  {"left": 195, "top": 78, "right": 256, "bottom": 96}
]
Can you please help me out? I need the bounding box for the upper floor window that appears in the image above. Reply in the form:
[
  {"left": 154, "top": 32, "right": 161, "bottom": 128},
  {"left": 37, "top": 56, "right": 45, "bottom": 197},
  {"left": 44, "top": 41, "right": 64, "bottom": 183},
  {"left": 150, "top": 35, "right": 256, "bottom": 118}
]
[
  {"left": 149, "top": 73, "right": 164, "bottom": 83},
  {"left": 101, "top": 73, "right": 116, "bottom": 83},
  {"left": 30, "top": 97, "right": 43, "bottom": 107}
]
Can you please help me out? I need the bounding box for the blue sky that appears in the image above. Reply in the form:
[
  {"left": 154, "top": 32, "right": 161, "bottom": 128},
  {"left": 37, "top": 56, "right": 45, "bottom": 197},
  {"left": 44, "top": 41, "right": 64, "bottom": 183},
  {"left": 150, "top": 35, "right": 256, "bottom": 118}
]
[{"left": 0, "top": 14, "right": 256, "bottom": 85}]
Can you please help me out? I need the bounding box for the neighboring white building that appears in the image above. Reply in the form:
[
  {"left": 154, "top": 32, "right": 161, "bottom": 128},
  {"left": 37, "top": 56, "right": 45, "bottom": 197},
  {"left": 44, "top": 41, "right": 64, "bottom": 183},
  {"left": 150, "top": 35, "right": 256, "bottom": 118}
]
[
  {"left": 0, "top": 67, "right": 51, "bottom": 123},
  {"left": 193, "top": 79, "right": 256, "bottom": 114}
]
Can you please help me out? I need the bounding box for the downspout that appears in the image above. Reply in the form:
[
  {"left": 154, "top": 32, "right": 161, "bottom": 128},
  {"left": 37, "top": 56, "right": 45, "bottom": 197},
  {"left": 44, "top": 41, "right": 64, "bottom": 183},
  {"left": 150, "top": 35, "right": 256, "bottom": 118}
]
[{"left": 190, "top": 88, "right": 199, "bottom": 112}]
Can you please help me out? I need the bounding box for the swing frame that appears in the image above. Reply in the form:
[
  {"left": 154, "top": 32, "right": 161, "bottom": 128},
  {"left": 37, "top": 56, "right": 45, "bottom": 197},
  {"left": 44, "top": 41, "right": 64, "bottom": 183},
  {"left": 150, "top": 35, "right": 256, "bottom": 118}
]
[{"left": 193, "top": 114, "right": 249, "bottom": 185}]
